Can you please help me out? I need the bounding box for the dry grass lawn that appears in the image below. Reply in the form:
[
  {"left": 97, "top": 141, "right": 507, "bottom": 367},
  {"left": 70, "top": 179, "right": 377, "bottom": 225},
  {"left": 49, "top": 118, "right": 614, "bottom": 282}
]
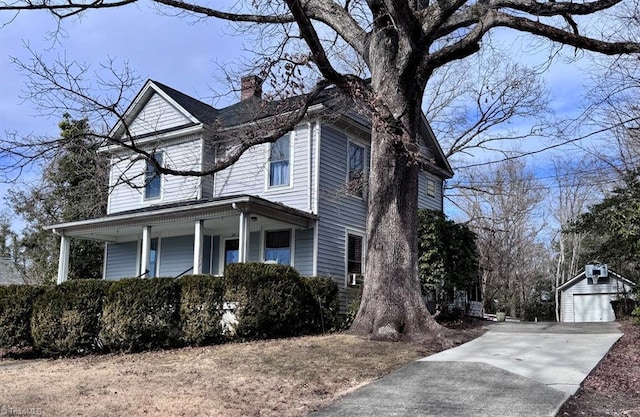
[{"left": 0, "top": 332, "right": 462, "bottom": 416}]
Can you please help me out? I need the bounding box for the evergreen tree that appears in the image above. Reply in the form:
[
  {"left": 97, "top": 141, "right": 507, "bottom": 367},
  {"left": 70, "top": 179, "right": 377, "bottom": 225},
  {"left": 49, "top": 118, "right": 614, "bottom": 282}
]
[
  {"left": 9, "top": 114, "right": 108, "bottom": 283},
  {"left": 417, "top": 209, "right": 480, "bottom": 304}
]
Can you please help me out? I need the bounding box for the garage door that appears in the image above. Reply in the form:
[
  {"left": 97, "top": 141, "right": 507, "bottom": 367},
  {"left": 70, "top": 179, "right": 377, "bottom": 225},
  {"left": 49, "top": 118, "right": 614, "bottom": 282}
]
[{"left": 573, "top": 294, "right": 615, "bottom": 322}]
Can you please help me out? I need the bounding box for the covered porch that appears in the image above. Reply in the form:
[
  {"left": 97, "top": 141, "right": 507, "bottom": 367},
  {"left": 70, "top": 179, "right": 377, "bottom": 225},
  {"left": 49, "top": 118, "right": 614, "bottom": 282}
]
[{"left": 46, "top": 195, "right": 317, "bottom": 284}]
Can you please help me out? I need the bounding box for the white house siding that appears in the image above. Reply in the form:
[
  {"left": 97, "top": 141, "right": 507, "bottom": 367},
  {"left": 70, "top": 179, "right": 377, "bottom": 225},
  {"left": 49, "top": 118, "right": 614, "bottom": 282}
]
[
  {"left": 212, "top": 124, "right": 311, "bottom": 213},
  {"left": 316, "top": 125, "right": 369, "bottom": 311},
  {"left": 294, "top": 228, "right": 314, "bottom": 276},
  {"left": 561, "top": 277, "right": 634, "bottom": 322},
  {"left": 104, "top": 242, "right": 138, "bottom": 280},
  {"left": 129, "top": 92, "right": 193, "bottom": 137},
  {"left": 417, "top": 171, "right": 443, "bottom": 211},
  {"left": 249, "top": 232, "right": 261, "bottom": 262},
  {"left": 107, "top": 136, "right": 204, "bottom": 214},
  {"left": 158, "top": 235, "right": 194, "bottom": 278}
]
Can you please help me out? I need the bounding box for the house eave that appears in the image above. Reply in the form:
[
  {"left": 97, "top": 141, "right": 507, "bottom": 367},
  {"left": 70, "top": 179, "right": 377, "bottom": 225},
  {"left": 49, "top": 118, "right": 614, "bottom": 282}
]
[
  {"left": 556, "top": 270, "right": 636, "bottom": 292},
  {"left": 46, "top": 195, "right": 317, "bottom": 238},
  {"left": 100, "top": 124, "right": 205, "bottom": 154}
]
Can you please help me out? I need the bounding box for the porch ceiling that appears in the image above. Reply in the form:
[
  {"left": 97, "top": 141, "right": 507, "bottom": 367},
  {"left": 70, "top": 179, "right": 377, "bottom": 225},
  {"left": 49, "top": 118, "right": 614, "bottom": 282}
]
[{"left": 45, "top": 195, "right": 317, "bottom": 242}]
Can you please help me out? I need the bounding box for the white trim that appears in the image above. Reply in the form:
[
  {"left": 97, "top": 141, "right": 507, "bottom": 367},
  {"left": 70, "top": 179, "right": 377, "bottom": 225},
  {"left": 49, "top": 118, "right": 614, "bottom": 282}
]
[
  {"left": 313, "top": 121, "right": 321, "bottom": 215},
  {"left": 142, "top": 151, "right": 164, "bottom": 203},
  {"left": 193, "top": 219, "right": 204, "bottom": 275},
  {"left": 135, "top": 240, "right": 142, "bottom": 276},
  {"left": 307, "top": 122, "right": 313, "bottom": 212},
  {"left": 238, "top": 211, "right": 250, "bottom": 263},
  {"left": 265, "top": 132, "right": 295, "bottom": 191},
  {"left": 57, "top": 235, "right": 71, "bottom": 285},
  {"left": 105, "top": 80, "right": 201, "bottom": 141},
  {"left": 102, "top": 244, "right": 108, "bottom": 280},
  {"left": 263, "top": 228, "right": 294, "bottom": 267},
  {"left": 141, "top": 226, "right": 152, "bottom": 277},
  {"left": 312, "top": 219, "right": 319, "bottom": 276},
  {"left": 344, "top": 228, "right": 366, "bottom": 288},
  {"left": 47, "top": 195, "right": 316, "bottom": 233},
  {"left": 106, "top": 154, "right": 115, "bottom": 214},
  {"left": 426, "top": 178, "right": 436, "bottom": 197},
  {"left": 103, "top": 125, "right": 205, "bottom": 154}
]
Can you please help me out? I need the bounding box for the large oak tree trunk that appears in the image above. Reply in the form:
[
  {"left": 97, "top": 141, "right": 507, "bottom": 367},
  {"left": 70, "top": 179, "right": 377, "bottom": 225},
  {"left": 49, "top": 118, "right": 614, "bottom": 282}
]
[{"left": 349, "top": 64, "right": 442, "bottom": 341}]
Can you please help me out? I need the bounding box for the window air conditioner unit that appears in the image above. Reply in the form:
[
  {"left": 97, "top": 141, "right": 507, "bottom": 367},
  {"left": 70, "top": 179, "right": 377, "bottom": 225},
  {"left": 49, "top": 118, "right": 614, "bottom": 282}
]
[{"left": 349, "top": 274, "right": 363, "bottom": 287}]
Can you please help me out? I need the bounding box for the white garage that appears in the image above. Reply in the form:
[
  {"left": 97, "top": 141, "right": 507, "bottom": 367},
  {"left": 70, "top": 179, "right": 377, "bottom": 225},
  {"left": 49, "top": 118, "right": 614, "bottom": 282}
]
[{"left": 558, "top": 265, "right": 636, "bottom": 323}]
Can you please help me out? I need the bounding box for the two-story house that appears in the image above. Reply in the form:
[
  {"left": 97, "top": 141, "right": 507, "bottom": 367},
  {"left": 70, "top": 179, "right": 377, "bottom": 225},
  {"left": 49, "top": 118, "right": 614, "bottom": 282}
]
[{"left": 47, "top": 77, "right": 453, "bottom": 308}]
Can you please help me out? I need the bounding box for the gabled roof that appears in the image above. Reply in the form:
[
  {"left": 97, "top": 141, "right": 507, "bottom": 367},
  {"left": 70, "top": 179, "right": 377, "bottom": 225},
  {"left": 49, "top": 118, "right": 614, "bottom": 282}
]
[
  {"left": 109, "top": 79, "right": 454, "bottom": 178},
  {"left": 557, "top": 270, "right": 636, "bottom": 292},
  {"left": 152, "top": 80, "right": 219, "bottom": 124}
]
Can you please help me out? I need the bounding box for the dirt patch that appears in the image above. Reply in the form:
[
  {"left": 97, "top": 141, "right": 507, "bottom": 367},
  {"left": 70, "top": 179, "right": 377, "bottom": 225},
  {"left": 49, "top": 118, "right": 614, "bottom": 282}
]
[
  {"left": 0, "top": 322, "right": 483, "bottom": 416},
  {"left": 559, "top": 319, "right": 640, "bottom": 417}
]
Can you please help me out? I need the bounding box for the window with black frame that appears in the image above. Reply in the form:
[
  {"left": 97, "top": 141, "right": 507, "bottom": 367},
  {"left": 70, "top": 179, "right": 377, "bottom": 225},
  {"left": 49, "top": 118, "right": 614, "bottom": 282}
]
[{"left": 265, "top": 230, "right": 291, "bottom": 265}]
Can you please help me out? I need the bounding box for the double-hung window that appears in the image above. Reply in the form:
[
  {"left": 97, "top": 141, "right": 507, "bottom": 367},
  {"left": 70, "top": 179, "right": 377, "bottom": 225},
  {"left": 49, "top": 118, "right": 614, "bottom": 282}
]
[
  {"left": 264, "top": 230, "right": 291, "bottom": 265},
  {"left": 347, "top": 234, "right": 363, "bottom": 275},
  {"left": 348, "top": 142, "right": 365, "bottom": 197},
  {"left": 269, "top": 135, "right": 290, "bottom": 187},
  {"left": 426, "top": 179, "right": 436, "bottom": 197},
  {"left": 347, "top": 233, "right": 364, "bottom": 280},
  {"left": 145, "top": 152, "right": 163, "bottom": 200}
]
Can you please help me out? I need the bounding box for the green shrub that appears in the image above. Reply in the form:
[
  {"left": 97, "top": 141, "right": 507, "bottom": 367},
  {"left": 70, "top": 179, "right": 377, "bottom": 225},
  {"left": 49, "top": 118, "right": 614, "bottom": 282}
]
[
  {"left": 179, "top": 275, "right": 226, "bottom": 346},
  {"left": 225, "top": 263, "right": 314, "bottom": 339},
  {"left": 631, "top": 306, "right": 640, "bottom": 324},
  {"left": 523, "top": 301, "right": 556, "bottom": 322},
  {"left": 0, "top": 285, "right": 43, "bottom": 349},
  {"left": 610, "top": 297, "right": 637, "bottom": 318},
  {"left": 303, "top": 276, "right": 340, "bottom": 333},
  {"left": 31, "top": 280, "right": 111, "bottom": 355},
  {"left": 100, "top": 278, "right": 181, "bottom": 352}
]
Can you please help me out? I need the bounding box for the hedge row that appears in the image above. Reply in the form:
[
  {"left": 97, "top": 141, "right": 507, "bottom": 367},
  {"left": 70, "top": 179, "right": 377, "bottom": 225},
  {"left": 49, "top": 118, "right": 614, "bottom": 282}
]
[{"left": 0, "top": 264, "right": 339, "bottom": 356}]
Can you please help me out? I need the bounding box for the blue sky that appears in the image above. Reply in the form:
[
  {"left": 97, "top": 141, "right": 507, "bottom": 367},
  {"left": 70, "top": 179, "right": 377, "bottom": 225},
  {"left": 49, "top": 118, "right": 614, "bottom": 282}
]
[
  {"left": 1, "top": 4, "right": 246, "bottom": 224},
  {"left": 0, "top": 5, "right": 607, "bottom": 231}
]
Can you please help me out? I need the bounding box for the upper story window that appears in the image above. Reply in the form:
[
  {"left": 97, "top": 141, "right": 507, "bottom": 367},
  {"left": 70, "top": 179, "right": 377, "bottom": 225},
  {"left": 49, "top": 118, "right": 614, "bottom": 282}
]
[
  {"left": 265, "top": 230, "right": 291, "bottom": 265},
  {"left": 144, "top": 152, "right": 163, "bottom": 200},
  {"left": 348, "top": 141, "right": 365, "bottom": 197},
  {"left": 427, "top": 179, "right": 436, "bottom": 197},
  {"left": 269, "top": 134, "right": 290, "bottom": 188}
]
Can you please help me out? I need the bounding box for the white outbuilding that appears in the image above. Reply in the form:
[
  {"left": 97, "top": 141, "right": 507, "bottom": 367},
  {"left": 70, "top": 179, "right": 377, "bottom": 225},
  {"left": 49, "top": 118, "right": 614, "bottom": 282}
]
[{"left": 557, "top": 264, "right": 636, "bottom": 323}]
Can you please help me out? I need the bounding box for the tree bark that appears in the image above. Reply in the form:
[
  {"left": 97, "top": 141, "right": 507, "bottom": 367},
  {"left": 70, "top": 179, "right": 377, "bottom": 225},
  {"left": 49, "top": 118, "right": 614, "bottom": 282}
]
[{"left": 349, "top": 58, "right": 442, "bottom": 340}]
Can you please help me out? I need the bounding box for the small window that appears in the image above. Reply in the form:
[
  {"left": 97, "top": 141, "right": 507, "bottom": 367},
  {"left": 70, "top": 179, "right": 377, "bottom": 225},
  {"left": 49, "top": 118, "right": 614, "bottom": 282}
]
[
  {"left": 145, "top": 152, "right": 163, "bottom": 200},
  {"left": 269, "top": 135, "right": 290, "bottom": 187},
  {"left": 265, "top": 230, "right": 291, "bottom": 265},
  {"left": 427, "top": 179, "right": 436, "bottom": 197},
  {"left": 347, "top": 234, "right": 363, "bottom": 275},
  {"left": 348, "top": 142, "right": 365, "bottom": 197}
]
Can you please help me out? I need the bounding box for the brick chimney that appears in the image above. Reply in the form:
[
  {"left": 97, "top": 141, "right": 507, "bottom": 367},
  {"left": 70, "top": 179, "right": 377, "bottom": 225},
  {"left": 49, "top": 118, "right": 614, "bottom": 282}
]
[{"left": 240, "top": 75, "right": 263, "bottom": 101}]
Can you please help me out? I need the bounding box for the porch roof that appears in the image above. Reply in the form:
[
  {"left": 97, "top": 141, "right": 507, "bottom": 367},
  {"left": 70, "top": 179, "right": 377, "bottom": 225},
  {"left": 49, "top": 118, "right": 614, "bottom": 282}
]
[{"left": 45, "top": 195, "right": 317, "bottom": 241}]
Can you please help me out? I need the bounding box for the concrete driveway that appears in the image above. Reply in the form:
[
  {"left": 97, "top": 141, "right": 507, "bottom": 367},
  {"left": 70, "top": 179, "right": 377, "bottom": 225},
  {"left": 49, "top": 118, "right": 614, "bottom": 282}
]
[{"left": 312, "top": 322, "right": 621, "bottom": 417}]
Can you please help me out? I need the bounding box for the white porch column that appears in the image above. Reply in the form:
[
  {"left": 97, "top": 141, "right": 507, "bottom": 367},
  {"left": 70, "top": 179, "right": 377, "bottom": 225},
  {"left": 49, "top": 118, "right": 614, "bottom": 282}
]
[
  {"left": 140, "top": 226, "right": 152, "bottom": 277},
  {"left": 57, "top": 235, "right": 70, "bottom": 285},
  {"left": 193, "top": 219, "right": 204, "bottom": 275},
  {"left": 238, "top": 211, "right": 250, "bottom": 263}
]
